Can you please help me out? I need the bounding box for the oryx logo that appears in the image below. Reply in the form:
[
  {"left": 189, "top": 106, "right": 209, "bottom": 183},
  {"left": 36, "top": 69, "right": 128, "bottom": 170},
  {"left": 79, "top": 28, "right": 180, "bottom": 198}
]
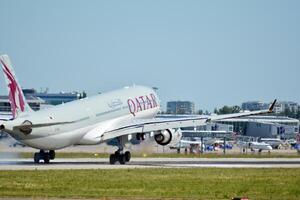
[{"left": 0, "top": 59, "right": 25, "bottom": 118}]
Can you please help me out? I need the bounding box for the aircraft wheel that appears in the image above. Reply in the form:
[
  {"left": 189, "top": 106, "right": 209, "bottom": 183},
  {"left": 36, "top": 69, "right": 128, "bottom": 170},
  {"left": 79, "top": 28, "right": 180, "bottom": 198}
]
[
  {"left": 136, "top": 133, "right": 145, "bottom": 141},
  {"left": 110, "top": 154, "right": 117, "bottom": 165},
  {"left": 114, "top": 151, "right": 120, "bottom": 156},
  {"left": 34, "top": 153, "right": 40, "bottom": 164},
  {"left": 124, "top": 151, "right": 131, "bottom": 162},
  {"left": 118, "top": 154, "right": 126, "bottom": 165},
  {"left": 44, "top": 153, "right": 50, "bottom": 164},
  {"left": 136, "top": 133, "right": 141, "bottom": 140},
  {"left": 49, "top": 150, "right": 55, "bottom": 160}
]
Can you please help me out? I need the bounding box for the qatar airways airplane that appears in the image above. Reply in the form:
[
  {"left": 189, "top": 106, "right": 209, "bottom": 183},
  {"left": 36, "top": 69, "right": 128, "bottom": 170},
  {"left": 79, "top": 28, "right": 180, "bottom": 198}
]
[{"left": 0, "top": 55, "right": 276, "bottom": 164}]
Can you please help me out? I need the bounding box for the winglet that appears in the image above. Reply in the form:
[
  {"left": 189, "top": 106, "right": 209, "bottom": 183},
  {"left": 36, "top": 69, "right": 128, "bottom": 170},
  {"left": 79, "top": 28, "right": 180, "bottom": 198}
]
[{"left": 268, "top": 99, "right": 277, "bottom": 112}]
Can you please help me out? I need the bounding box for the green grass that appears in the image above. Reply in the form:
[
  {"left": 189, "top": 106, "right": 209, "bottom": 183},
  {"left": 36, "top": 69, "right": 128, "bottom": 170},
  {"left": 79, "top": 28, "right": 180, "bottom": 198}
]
[
  {"left": 15, "top": 151, "right": 300, "bottom": 159},
  {"left": 0, "top": 168, "right": 299, "bottom": 199}
]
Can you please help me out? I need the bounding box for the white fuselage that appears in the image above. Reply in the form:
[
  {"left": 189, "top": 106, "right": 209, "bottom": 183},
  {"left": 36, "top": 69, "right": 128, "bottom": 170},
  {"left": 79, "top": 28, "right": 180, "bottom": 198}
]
[
  {"left": 260, "top": 138, "right": 282, "bottom": 148},
  {"left": 4, "top": 86, "right": 160, "bottom": 150},
  {"left": 250, "top": 142, "right": 273, "bottom": 151},
  {"left": 238, "top": 141, "right": 272, "bottom": 151}
]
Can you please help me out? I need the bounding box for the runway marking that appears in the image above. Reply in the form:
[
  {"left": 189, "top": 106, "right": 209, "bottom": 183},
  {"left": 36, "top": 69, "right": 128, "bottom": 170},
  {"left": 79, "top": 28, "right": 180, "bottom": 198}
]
[{"left": 1, "top": 158, "right": 300, "bottom": 170}]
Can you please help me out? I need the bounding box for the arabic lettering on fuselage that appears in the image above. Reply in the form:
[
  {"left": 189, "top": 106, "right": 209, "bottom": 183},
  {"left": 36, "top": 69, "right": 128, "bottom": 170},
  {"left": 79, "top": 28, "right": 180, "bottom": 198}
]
[
  {"left": 107, "top": 99, "right": 123, "bottom": 108},
  {"left": 127, "top": 93, "right": 158, "bottom": 116}
]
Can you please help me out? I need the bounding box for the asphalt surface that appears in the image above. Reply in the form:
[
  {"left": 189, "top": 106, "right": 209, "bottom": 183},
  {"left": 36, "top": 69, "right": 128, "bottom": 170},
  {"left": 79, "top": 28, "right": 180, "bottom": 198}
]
[{"left": 1, "top": 157, "right": 300, "bottom": 170}]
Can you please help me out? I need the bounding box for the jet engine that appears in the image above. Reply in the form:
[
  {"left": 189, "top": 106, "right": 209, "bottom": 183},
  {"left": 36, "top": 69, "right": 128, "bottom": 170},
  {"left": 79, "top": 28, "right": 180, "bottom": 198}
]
[{"left": 154, "top": 129, "right": 172, "bottom": 146}]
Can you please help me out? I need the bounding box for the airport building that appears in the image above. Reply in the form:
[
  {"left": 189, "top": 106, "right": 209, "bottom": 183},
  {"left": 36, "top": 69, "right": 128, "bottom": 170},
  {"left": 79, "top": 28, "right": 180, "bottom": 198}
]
[
  {"left": 242, "top": 100, "right": 299, "bottom": 114},
  {"left": 166, "top": 101, "right": 195, "bottom": 114},
  {"left": 274, "top": 101, "right": 299, "bottom": 113},
  {"left": 0, "top": 89, "right": 82, "bottom": 118},
  {"left": 0, "top": 95, "right": 45, "bottom": 120},
  {"left": 217, "top": 116, "right": 299, "bottom": 139},
  {"left": 241, "top": 101, "right": 269, "bottom": 111},
  {"left": 22, "top": 89, "right": 81, "bottom": 106},
  {"left": 157, "top": 114, "right": 299, "bottom": 139}
]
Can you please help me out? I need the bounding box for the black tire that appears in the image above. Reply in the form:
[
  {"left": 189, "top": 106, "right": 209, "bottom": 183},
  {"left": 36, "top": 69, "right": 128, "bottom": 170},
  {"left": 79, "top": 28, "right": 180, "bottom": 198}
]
[
  {"left": 119, "top": 154, "right": 126, "bottom": 165},
  {"left": 34, "top": 153, "right": 40, "bottom": 164},
  {"left": 124, "top": 151, "right": 131, "bottom": 162},
  {"left": 136, "top": 133, "right": 140, "bottom": 140},
  {"left": 39, "top": 150, "right": 45, "bottom": 158},
  {"left": 110, "top": 154, "right": 116, "bottom": 165},
  {"left": 49, "top": 150, "right": 55, "bottom": 160},
  {"left": 44, "top": 153, "right": 50, "bottom": 164}
]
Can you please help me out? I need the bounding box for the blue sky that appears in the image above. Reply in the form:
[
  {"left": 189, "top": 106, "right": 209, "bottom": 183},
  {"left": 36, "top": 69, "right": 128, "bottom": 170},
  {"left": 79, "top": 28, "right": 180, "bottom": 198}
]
[{"left": 0, "top": 0, "right": 299, "bottom": 111}]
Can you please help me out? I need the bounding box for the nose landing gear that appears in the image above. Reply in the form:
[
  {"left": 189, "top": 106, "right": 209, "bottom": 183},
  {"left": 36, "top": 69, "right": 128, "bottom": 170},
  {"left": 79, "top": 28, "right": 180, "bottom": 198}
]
[{"left": 34, "top": 150, "right": 55, "bottom": 164}]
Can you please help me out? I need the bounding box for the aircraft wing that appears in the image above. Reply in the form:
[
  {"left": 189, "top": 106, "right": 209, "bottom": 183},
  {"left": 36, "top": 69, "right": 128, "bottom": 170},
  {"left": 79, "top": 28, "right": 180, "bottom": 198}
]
[
  {"left": 101, "top": 116, "right": 208, "bottom": 141},
  {"left": 101, "top": 99, "right": 277, "bottom": 141}
]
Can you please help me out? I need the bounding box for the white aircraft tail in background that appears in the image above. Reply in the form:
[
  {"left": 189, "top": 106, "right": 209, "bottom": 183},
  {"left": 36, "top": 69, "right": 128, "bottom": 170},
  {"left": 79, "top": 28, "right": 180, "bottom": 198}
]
[{"left": 0, "top": 55, "right": 33, "bottom": 119}]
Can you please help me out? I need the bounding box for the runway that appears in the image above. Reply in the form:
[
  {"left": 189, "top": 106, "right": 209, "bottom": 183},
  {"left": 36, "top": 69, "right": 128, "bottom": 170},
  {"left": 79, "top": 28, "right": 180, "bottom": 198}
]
[{"left": 1, "top": 157, "right": 300, "bottom": 170}]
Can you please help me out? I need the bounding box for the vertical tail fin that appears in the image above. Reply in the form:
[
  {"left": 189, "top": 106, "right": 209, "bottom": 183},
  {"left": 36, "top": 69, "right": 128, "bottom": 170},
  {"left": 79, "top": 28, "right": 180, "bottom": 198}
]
[{"left": 0, "top": 55, "right": 33, "bottom": 119}]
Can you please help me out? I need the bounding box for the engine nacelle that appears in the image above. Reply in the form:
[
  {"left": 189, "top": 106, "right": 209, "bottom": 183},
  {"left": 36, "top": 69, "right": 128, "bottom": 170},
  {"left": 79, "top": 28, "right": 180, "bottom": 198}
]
[{"left": 154, "top": 129, "right": 172, "bottom": 146}]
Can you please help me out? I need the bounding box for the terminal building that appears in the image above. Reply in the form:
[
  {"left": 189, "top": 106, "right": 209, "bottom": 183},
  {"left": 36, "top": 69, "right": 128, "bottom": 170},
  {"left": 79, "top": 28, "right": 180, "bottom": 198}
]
[
  {"left": 242, "top": 100, "right": 300, "bottom": 114},
  {"left": 158, "top": 114, "right": 299, "bottom": 140},
  {"left": 274, "top": 101, "right": 299, "bottom": 113},
  {"left": 241, "top": 101, "right": 269, "bottom": 111},
  {"left": 217, "top": 116, "right": 299, "bottom": 139},
  {"left": 0, "top": 89, "right": 82, "bottom": 119},
  {"left": 22, "top": 89, "right": 82, "bottom": 106}
]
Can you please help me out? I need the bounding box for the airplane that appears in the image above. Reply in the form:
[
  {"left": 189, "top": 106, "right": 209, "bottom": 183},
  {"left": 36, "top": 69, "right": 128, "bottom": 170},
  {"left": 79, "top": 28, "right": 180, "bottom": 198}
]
[
  {"left": 259, "top": 138, "right": 282, "bottom": 149},
  {"left": 0, "top": 55, "right": 277, "bottom": 164},
  {"left": 172, "top": 138, "right": 206, "bottom": 153},
  {"left": 237, "top": 141, "right": 273, "bottom": 152}
]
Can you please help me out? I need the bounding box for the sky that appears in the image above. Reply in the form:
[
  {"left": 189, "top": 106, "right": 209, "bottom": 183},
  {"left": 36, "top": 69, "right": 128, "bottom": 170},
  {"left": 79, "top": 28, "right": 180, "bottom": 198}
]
[{"left": 0, "top": 0, "right": 299, "bottom": 111}]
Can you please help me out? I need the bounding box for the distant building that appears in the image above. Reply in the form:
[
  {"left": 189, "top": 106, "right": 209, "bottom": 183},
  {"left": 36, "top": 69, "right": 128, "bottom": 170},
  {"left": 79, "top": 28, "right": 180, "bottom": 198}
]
[
  {"left": 242, "top": 100, "right": 299, "bottom": 114},
  {"left": 0, "top": 89, "right": 82, "bottom": 116},
  {"left": 23, "top": 89, "right": 81, "bottom": 106},
  {"left": 0, "top": 95, "right": 45, "bottom": 120},
  {"left": 274, "top": 101, "right": 299, "bottom": 114},
  {"left": 158, "top": 114, "right": 299, "bottom": 139},
  {"left": 218, "top": 115, "right": 299, "bottom": 139},
  {"left": 166, "top": 101, "right": 195, "bottom": 114},
  {"left": 241, "top": 101, "right": 269, "bottom": 111}
]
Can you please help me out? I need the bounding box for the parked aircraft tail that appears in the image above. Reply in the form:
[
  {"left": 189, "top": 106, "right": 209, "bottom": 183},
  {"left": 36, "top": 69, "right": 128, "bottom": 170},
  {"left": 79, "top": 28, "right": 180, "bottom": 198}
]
[{"left": 0, "top": 55, "right": 33, "bottom": 119}]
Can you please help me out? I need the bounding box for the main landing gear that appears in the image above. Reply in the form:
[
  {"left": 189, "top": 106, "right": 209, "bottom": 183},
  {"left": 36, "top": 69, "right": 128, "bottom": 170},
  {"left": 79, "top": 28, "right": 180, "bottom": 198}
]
[
  {"left": 109, "top": 136, "right": 131, "bottom": 165},
  {"left": 109, "top": 150, "right": 131, "bottom": 165},
  {"left": 34, "top": 150, "right": 55, "bottom": 164}
]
